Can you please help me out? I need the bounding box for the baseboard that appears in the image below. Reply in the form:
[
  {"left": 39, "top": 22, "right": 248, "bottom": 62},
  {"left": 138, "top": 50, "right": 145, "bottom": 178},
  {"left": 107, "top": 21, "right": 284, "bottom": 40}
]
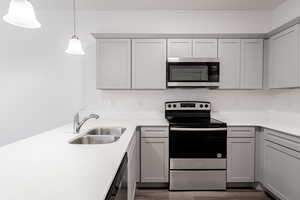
[
  {"left": 259, "top": 184, "right": 282, "bottom": 200},
  {"left": 137, "top": 182, "right": 169, "bottom": 189},
  {"left": 226, "top": 182, "right": 255, "bottom": 188}
]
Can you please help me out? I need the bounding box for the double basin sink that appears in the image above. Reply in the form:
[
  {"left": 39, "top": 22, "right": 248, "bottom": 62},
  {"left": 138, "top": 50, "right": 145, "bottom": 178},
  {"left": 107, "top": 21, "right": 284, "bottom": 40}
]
[{"left": 70, "top": 127, "right": 126, "bottom": 145}]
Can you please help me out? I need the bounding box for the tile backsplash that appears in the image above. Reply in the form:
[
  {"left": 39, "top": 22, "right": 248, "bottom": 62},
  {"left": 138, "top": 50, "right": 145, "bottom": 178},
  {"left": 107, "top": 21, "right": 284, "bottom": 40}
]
[{"left": 85, "top": 89, "right": 271, "bottom": 114}]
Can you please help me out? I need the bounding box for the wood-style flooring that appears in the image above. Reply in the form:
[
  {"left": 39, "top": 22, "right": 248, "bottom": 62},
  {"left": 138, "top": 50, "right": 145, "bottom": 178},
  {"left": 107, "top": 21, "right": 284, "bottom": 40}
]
[{"left": 135, "top": 189, "right": 273, "bottom": 200}]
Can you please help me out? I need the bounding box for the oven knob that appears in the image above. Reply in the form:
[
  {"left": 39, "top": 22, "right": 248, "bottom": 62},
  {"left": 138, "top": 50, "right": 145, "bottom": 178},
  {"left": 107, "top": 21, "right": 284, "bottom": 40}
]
[
  {"left": 173, "top": 104, "right": 177, "bottom": 108},
  {"left": 205, "top": 104, "right": 209, "bottom": 108},
  {"left": 200, "top": 104, "right": 203, "bottom": 108},
  {"left": 167, "top": 104, "right": 171, "bottom": 108}
]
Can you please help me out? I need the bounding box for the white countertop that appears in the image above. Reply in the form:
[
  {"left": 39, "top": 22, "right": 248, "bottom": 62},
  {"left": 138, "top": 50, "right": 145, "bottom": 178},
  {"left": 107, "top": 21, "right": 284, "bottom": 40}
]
[
  {"left": 0, "top": 115, "right": 168, "bottom": 200},
  {"left": 1, "top": 111, "right": 300, "bottom": 200},
  {"left": 213, "top": 111, "right": 300, "bottom": 138}
]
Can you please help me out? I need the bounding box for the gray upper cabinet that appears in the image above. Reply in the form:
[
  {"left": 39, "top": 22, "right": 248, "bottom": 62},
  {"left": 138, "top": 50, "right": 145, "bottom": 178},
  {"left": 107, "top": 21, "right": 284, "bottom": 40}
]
[
  {"left": 132, "top": 39, "right": 167, "bottom": 89},
  {"left": 219, "top": 39, "right": 241, "bottom": 89},
  {"left": 167, "top": 39, "right": 193, "bottom": 57},
  {"left": 241, "top": 39, "right": 263, "bottom": 89},
  {"left": 193, "top": 39, "right": 218, "bottom": 58},
  {"left": 96, "top": 39, "right": 131, "bottom": 89},
  {"left": 168, "top": 39, "right": 218, "bottom": 58},
  {"left": 95, "top": 36, "right": 264, "bottom": 91},
  {"left": 269, "top": 25, "right": 299, "bottom": 88}
]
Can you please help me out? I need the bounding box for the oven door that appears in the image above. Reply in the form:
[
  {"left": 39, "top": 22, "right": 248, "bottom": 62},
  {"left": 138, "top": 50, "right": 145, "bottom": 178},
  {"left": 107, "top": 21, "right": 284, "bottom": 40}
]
[
  {"left": 167, "top": 61, "right": 219, "bottom": 88},
  {"left": 169, "top": 126, "right": 227, "bottom": 159}
]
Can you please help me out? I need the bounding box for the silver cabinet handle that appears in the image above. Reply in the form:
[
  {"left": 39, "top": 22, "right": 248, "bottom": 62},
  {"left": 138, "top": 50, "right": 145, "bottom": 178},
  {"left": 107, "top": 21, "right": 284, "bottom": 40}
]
[{"left": 170, "top": 127, "right": 227, "bottom": 131}]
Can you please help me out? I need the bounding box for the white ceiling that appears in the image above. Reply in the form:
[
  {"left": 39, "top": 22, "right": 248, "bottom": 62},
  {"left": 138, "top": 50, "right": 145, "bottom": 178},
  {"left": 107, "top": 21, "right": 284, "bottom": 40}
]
[{"left": 1, "top": 0, "right": 286, "bottom": 10}]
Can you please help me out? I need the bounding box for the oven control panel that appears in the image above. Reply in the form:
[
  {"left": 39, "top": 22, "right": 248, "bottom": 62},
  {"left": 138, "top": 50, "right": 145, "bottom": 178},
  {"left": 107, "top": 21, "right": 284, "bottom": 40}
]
[{"left": 165, "top": 101, "right": 211, "bottom": 111}]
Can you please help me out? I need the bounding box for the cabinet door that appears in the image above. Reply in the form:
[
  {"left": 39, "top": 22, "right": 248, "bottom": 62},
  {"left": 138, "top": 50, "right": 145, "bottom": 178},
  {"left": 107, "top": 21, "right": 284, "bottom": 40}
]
[
  {"left": 193, "top": 39, "right": 218, "bottom": 58},
  {"left": 96, "top": 39, "right": 131, "bottom": 89},
  {"left": 227, "top": 137, "right": 255, "bottom": 183},
  {"left": 269, "top": 25, "right": 299, "bottom": 88},
  {"left": 241, "top": 39, "right": 263, "bottom": 89},
  {"left": 264, "top": 141, "right": 300, "bottom": 200},
  {"left": 127, "top": 133, "right": 138, "bottom": 200},
  {"left": 168, "top": 39, "right": 193, "bottom": 57},
  {"left": 132, "top": 39, "right": 166, "bottom": 89},
  {"left": 263, "top": 39, "right": 271, "bottom": 89},
  {"left": 141, "top": 137, "right": 169, "bottom": 183},
  {"left": 255, "top": 129, "right": 264, "bottom": 184},
  {"left": 218, "top": 39, "right": 241, "bottom": 89}
]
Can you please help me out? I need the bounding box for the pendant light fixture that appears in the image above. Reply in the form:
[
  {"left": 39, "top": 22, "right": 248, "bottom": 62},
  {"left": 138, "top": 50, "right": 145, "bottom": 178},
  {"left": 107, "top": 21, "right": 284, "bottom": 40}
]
[
  {"left": 3, "top": 0, "right": 41, "bottom": 29},
  {"left": 65, "top": 0, "right": 85, "bottom": 55}
]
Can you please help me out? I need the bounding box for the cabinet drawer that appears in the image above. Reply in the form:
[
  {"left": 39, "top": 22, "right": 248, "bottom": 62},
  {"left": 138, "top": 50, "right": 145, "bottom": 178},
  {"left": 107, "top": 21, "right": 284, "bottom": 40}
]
[
  {"left": 141, "top": 127, "right": 169, "bottom": 138},
  {"left": 264, "top": 129, "right": 300, "bottom": 152},
  {"left": 170, "top": 170, "right": 226, "bottom": 190},
  {"left": 228, "top": 127, "right": 255, "bottom": 138}
]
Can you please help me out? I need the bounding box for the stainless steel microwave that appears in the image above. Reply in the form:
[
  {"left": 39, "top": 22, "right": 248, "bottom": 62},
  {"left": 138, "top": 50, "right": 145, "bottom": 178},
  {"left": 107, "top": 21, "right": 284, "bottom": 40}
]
[{"left": 167, "top": 57, "right": 220, "bottom": 88}]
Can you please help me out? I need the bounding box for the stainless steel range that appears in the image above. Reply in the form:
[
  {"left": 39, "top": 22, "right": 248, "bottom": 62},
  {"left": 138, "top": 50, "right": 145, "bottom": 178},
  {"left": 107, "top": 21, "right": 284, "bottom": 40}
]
[{"left": 165, "top": 101, "right": 227, "bottom": 191}]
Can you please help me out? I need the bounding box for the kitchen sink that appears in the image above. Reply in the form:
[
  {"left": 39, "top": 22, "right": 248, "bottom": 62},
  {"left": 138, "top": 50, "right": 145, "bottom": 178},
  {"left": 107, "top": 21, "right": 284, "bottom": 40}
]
[
  {"left": 69, "top": 127, "right": 126, "bottom": 145},
  {"left": 70, "top": 135, "right": 120, "bottom": 144},
  {"left": 86, "top": 127, "right": 126, "bottom": 137}
]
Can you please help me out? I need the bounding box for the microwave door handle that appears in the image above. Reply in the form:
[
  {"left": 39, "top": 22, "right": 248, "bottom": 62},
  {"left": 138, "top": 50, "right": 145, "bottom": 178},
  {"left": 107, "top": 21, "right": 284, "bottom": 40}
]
[{"left": 170, "top": 127, "right": 227, "bottom": 131}]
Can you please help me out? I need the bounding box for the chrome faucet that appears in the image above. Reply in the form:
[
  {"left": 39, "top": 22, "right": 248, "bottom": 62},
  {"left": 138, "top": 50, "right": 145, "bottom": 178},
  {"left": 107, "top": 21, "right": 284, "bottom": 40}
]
[{"left": 73, "top": 113, "right": 100, "bottom": 134}]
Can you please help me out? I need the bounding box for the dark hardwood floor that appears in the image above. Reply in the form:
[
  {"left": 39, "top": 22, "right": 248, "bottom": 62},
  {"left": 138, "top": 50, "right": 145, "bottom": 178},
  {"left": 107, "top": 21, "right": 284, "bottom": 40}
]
[{"left": 135, "top": 189, "right": 272, "bottom": 200}]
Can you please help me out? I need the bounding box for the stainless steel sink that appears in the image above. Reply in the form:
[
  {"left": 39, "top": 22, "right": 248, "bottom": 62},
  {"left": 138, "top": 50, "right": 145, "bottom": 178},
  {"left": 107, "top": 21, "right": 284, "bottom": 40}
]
[
  {"left": 86, "top": 127, "right": 126, "bottom": 137},
  {"left": 70, "top": 135, "right": 120, "bottom": 144},
  {"left": 69, "top": 127, "right": 126, "bottom": 145}
]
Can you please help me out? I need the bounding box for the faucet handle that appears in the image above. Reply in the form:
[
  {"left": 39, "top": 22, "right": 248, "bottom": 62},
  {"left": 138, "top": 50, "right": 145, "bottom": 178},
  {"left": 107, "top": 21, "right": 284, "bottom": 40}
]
[
  {"left": 88, "top": 114, "right": 100, "bottom": 119},
  {"left": 73, "top": 113, "right": 80, "bottom": 134}
]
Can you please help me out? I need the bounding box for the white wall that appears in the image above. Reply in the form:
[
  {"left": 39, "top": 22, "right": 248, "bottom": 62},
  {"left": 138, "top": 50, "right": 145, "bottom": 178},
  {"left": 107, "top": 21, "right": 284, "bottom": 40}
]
[
  {"left": 0, "top": 12, "right": 83, "bottom": 146},
  {"left": 272, "top": 0, "right": 300, "bottom": 29}
]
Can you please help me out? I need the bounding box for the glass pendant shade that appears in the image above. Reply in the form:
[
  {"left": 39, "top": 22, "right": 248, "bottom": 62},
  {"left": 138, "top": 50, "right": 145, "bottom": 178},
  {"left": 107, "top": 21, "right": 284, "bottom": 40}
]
[
  {"left": 3, "top": 0, "right": 41, "bottom": 29},
  {"left": 65, "top": 35, "right": 85, "bottom": 55}
]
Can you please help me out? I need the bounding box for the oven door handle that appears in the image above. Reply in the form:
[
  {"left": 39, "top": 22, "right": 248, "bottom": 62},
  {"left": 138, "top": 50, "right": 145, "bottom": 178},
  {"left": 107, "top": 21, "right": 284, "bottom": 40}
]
[{"left": 170, "top": 127, "right": 227, "bottom": 131}]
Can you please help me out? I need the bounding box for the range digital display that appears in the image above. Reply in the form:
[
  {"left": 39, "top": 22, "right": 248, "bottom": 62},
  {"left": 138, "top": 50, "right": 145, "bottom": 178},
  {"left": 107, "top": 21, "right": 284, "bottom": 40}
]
[{"left": 181, "top": 103, "right": 196, "bottom": 108}]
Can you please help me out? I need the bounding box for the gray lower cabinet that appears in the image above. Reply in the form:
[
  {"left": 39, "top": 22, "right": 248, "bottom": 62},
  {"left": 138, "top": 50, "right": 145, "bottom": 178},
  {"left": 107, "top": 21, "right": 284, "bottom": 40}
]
[
  {"left": 127, "top": 130, "right": 140, "bottom": 200},
  {"left": 255, "top": 128, "right": 264, "bottom": 184},
  {"left": 227, "top": 127, "right": 255, "bottom": 183},
  {"left": 140, "top": 127, "right": 169, "bottom": 183},
  {"left": 264, "top": 129, "right": 300, "bottom": 200}
]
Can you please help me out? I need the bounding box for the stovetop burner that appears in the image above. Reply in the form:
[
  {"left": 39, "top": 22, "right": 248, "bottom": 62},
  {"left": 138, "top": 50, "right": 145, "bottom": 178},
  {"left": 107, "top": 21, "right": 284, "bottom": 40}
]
[{"left": 165, "top": 101, "right": 227, "bottom": 128}]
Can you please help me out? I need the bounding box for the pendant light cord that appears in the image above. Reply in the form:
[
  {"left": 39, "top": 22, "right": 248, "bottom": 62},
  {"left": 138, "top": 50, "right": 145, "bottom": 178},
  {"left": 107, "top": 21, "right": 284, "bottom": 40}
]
[{"left": 73, "top": 0, "right": 77, "bottom": 36}]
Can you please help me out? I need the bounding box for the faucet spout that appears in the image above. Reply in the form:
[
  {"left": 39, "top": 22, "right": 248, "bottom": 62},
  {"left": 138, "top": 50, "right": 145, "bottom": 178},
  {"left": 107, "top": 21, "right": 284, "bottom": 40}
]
[{"left": 73, "top": 113, "right": 100, "bottom": 134}]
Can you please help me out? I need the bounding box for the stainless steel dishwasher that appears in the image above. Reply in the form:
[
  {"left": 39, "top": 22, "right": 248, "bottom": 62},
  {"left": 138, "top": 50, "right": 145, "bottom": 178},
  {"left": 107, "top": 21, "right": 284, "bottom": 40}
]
[{"left": 105, "top": 154, "right": 128, "bottom": 200}]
